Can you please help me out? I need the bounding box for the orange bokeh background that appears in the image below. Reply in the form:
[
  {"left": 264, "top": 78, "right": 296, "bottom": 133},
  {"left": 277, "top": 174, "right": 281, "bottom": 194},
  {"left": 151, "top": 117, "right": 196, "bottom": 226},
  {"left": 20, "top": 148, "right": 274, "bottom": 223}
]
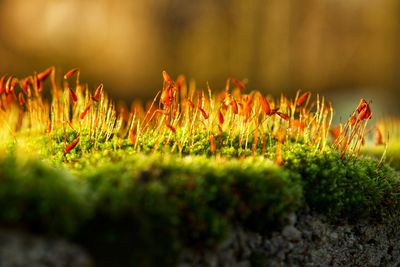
[{"left": 0, "top": 0, "right": 399, "bottom": 118}]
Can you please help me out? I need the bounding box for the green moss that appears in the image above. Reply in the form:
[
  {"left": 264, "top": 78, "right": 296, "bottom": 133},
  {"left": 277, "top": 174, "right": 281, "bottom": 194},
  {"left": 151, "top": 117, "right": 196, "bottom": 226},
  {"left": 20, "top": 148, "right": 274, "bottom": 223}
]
[
  {"left": 77, "top": 154, "right": 302, "bottom": 265},
  {"left": 284, "top": 144, "right": 400, "bottom": 219},
  {"left": 2, "top": 128, "right": 400, "bottom": 266},
  {"left": 0, "top": 155, "right": 90, "bottom": 235},
  {"left": 79, "top": 154, "right": 301, "bottom": 247},
  {"left": 0, "top": 152, "right": 303, "bottom": 266},
  {"left": 2, "top": 67, "right": 400, "bottom": 267}
]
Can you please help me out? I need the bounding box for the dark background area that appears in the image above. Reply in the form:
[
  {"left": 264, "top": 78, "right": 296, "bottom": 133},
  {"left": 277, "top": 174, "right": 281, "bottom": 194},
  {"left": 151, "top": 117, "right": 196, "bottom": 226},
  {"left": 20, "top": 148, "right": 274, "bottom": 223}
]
[{"left": 0, "top": 0, "right": 399, "bottom": 119}]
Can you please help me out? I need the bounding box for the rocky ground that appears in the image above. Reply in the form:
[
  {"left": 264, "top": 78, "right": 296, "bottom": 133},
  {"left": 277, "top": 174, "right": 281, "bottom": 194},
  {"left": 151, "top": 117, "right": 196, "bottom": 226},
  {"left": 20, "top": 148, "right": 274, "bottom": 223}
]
[
  {"left": 0, "top": 229, "right": 93, "bottom": 267},
  {"left": 179, "top": 211, "right": 400, "bottom": 267},
  {"left": 1, "top": 211, "right": 399, "bottom": 267}
]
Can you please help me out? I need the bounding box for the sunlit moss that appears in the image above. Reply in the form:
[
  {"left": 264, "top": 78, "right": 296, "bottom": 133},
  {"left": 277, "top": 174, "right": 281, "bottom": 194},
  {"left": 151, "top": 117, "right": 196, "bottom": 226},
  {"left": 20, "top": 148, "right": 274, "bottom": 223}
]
[{"left": 0, "top": 68, "right": 399, "bottom": 266}]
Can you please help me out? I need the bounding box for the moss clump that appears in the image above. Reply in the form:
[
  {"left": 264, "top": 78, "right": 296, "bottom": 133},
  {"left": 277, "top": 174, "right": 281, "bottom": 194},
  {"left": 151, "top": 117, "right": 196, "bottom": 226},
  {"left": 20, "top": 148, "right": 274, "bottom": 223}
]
[
  {"left": 77, "top": 154, "right": 301, "bottom": 266},
  {"left": 284, "top": 144, "right": 400, "bottom": 220},
  {"left": 0, "top": 155, "right": 90, "bottom": 235},
  {"left": 1, "top": 141, "right": 399, "bottom": 266},
  {"left": 0, "top": 152, "right": 302, "bottom": 266},
  {"left": 0, "top": 68, "right": 399, "bottom": 266}
]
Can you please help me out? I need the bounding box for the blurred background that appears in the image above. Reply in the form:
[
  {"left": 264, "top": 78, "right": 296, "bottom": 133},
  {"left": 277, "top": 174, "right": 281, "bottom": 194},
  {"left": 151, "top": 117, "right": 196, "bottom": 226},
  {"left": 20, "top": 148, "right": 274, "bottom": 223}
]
[{"left": 0, "top": 0, "right": 399, "bottom": 118}]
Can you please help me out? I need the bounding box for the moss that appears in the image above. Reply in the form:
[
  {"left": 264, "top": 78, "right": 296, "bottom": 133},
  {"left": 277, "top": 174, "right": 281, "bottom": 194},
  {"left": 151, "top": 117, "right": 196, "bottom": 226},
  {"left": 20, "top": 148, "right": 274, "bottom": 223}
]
[
  {"left": 0, "top": 155, "right": 90, "bottom": 235},
  {"left": 0, "top": 152, "right": 303, "bottom": 266},
  {"left": 1, "top": 67, "right": 399, "bottom": 267},
  {"left": 284, "top": 144, "right": 400, "bottom": 220},
  {"left": 1, "top": 140, "right": 400, "bottom": 266},
  {"left": 77, "top": 154, "right": 302, "bottom": 265}
]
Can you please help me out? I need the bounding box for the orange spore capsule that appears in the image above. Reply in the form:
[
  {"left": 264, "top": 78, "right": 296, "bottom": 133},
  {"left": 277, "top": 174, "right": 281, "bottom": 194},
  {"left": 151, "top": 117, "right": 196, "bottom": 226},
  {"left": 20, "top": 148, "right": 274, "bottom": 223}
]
[
  {"left": 218, "top": 108, "right": 224, "bottom": 124},
  {"left": 356, "top": 99, "right": 368, "bottom": 113},
  {"left": 198, "top": 106, "right": 208, "bottom": 120},
  {"left": 162, "top": 70, "right": 172, "bottom": 83},
  {"left": 231, "top": 99, "right": 238, "bottom": 114},
  {"left": 297, "top": 92, "right": 310, "bottom": 106},
  {"left": 232, "top": 79, "right": 245, "bottom": 90},
  {"left": 20, "top": 78, "right": 32, "bottom": 95},
  {"left": 6, "top": 92, "right": 13, "bottom": 105},
  {"left": 276, "top": 112, "right": 289, "bottom": 120},
  {"left": 259, "top": 95, "right": 271, "bottom": 115},
  {"left": 35, "top": 73, "right": 42, "bottom": 93},
  {"left": 68, "top": 87, "right": 78, "bottom": 102},
  {"left": 164, "top": 119, "right": 177, "bottom": 134},
  {"left": 270, "top": 108, "right": 279, "bottom": 115},
  {"left": 18, "top": 92, "right": 25, "bottom": 106},
  {"left": 167, "top": 124, "right": 176, "bottom": 134},
  {"left": 349, "top": 115, "right": 357, "bottom": 125},
  {"left": 241, "top": 95, "right": 252, "bottom": 121},
  {"left": 79, "top": 102, "right": 92, "bottom": 120},
  {"left": 358, "top": 103, "right": 372, "bottom": 121},
  {"left": 37, "top": 67, "right": 53, "bottom": 81},
  {"left": 64, "top": 137, "right": 80, "bottom": 154},
  {"left": 0, "top": 75, "right": 7, "bottom": 94},
  {"left": 5, "top": 76, "right": 14, "bottom": 94},
  {"left": 160, "top": 85, "right": 174, "bottom": 107},
  {"left": 64, "top": 68, "right": 79, "bottom": 80},
  {"left": 92, "top": 83, "right": 103, "bottom": 102}
]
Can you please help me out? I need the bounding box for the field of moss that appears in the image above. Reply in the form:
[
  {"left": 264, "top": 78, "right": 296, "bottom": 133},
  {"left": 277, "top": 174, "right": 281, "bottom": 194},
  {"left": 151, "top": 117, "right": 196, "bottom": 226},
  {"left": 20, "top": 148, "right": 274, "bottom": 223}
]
[{"left": 0, "top": 68, "right": 400, "bottom": 266}]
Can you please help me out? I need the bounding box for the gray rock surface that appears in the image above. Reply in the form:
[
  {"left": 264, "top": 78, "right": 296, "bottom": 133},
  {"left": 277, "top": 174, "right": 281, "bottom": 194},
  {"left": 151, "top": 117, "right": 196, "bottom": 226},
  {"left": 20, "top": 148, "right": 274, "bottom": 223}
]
[
  {"left": 1, "top": 211, "right": 399, "bottom": 267},
  {"left": 179, "top": 212, "right": 400, "bottom": 267},
  {"left": 0, "top": 229, "right": 93, "bottom": 267}
]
